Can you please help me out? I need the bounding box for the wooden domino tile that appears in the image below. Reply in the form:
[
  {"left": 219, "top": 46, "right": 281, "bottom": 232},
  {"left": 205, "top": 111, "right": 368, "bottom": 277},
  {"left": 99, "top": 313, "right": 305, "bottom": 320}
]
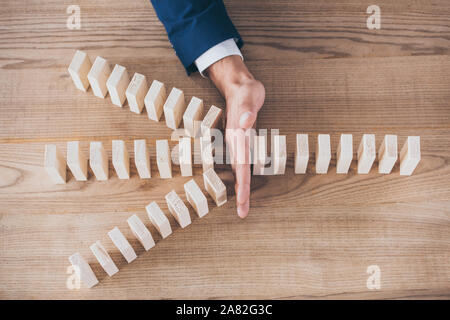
[
  {"left": 184, "top": 179, "right": 209, "bottom": 218},
  {"left": 357, "top": 134, "right": 376, "bottom": 174},
  {"left": 68, "top": 252, "right": 98, "bottom": 288},
  {"left": 134, "top": 139, "right": 151, "bottom": 179},
  {"left": 203, "top": 168, "right": 227, "bottom": 207},
  {"left": 87, "top": 56, "right": 111, "bottom": 98},
  {"left": 295, "top": 134, "right": 309, "bottom": 174},
  {"left": 108, "top": 227, "right": 137, "bottom": 263},
  {"left": 89, "top": 142, "right": 108, "bottom": 181},
  {"left": 106, "top": 64, "right": 129, "bottom": 107},
  {"left": 273, "top": 135, "right": 287, "bottom": 175},
  {"left": 89, "top": 240, "right": 119, "bottom": 277},
  {"left": 200, "top": 136, "right": 214, "bottom": 172},
  {"left": 183, "top": 96, "right": 203, "bottom": 137},
  {"left": 253, "top": 135, "right": 267, "bottom": 175},
  {"left": 400, "top": 136, "right": 421, "bottom": 176},
  {"left": 67, "top": 141, "right": 88, "bottom": 181},
  {"left": 179, "top": 137, "right": 192, "bottom": 177},
  {"left": 156, "top": 139, "right": 172, "bottom": 179},
  {"left": 44, "top": 144, "right": 66, "bottom": 184},
  {"left": 336, "top": 134, "right": 353, "bottom": 174},
  {"left": 145, "top": 202, "right": 172, "bottom": 239},
  {"left": 201, "top": 105, "right": 222, "bottom": 136},
  {"left": 165, "top": 190, "right": 192, "bottom": 228},
  {"left": 126, "top": 73, "right": 148, "bottom": 114},
  {"left": 127, "top": 214, "right": 155, "bottom": 251},
  {"left": 68, "top": 50, "right": 92, "bottom": 92},
  {"left": 144, "top": 80, "right": 166, "bottom": 121},
  {"left": 378, "top": 134, "right": 398, "bottom": 174},
  {"left": 112, "top": 140, "right": 130, "bottom": 179},
  {"left": 315, "top": 134, "right": 331, "bottom": 174},
  {"left": 163, "top": 87, "right": 185, "bottom": 129}
]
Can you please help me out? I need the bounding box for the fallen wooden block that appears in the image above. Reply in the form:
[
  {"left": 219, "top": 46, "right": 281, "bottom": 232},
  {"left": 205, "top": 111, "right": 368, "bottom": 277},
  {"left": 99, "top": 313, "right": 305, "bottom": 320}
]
[
  {"left": 144, "top": 80, "right": 166, "bottom": 121},
  {"left": 179, "top": 137, "right": 192, "bottom": 177},
  {"left": 156, "top": 139, "right": 172, "bottom": 179},
  {"left": 203, "top": 168, "right": 227, "bottom": 206},
  {"left": 112, "top": 140, "right": 130, "bottom": 179},
  {"left": 134, "top": 139, "right": 151, "bottom": 179},
  {"left": 253, "top": 135, "right": 268, "bottom": 175},
  {"left": 183, "top": 96, "right": 203, "bottom": 137},
  {"left": 67, "top": 141, "right": 88, "bottom": 181},
  {"left": 200, "top": 136, "right": 214, "bottom": 172},
  {"left": 44, "top": 144, "right": 66, "bottom": 184},
  {"left": 68, "top": 252, "right": 98, "bottom": 288},
  {"left": 400, "top": 136, "right": 421, "bottom": 175},
  {"left": 201, "top": 105, "right": 222, "bottom": 136},
  {"left": 336, "top": 134, "right": 353, "bottom": 174},
  {"left": 68, "top": 50, "right": 92, "bottom": 92},
  {"left": 163, "top": 87, "right": 185, "bottom": 129},
  {"left": 89, "top": 241, "right": 119, "bottom": 277},
  {"left": 378, "top": 135, "right": 398, "bottom": 174},
  {"left": 106, "top": 64, "right": 129, "bottom": 107},
  {"left": 108, "top": 227, "right": 137, "bottom": 263},
  {"left": 295, "top": 134, "right": 309, "bottom": 174},
  {"left": 184, "top": 179, "right": 209, "bottom": 218},
  {"left": 357, "top": 134, "right": 376, "bottom": 174},
  {"left": 315, "top": 134, "right": 331, "bottom": 174},
  {"left": 127, "top": 214, "right": 155, "bottom": 251},
  {"left": 165, "top": 190, "right": 192, "bottom": 228},
  {"left": 273, "top": 135, "right": 287, "bottom": 175},
  {"left": 145, "top": 202, "right": 172, "bottom": 239},
  {"left": 126, "top": 73, "right": 148, "bottom": 114},
  {"left": 87, "top": 56, "right": 111, "bottom": 98},
  {"left": 89, "top": 142, "right": 108, "bottom": 181}
]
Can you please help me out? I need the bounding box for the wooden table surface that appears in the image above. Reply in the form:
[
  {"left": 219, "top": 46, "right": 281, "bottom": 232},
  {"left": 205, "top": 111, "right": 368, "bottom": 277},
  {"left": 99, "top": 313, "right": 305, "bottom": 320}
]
[{"left": 0, "top": 0, "right": 449, "bottom": 299}]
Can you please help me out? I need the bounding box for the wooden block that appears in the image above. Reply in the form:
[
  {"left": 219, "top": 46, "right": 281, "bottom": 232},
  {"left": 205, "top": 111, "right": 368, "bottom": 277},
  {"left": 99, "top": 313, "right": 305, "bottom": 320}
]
[
  {"left": 44, "top": 144, "right": 66, "bottom": 184},
  {"left": 201, "top": 105, "right": 222, "bottom": 136},
  {"left": 89, "top": 241, "right": 119, "bottom": 277},
  {"left": 400, "top": 136, "right": 421, "bottom": 176},
  {"left": 68, "top": 252, "right": 98, "bottom": 288},
  {"left": 165, "top": 190, "right": 191, "bottom": 228},
  {"left": 378, "top": 135, "right": 398, "bottom": 174},
  {"left": 144, "top": 80, "right": 166, "bottom": 121},
  {"left": 184, "top": 179, "right": 209, "bottom": 218},
  {"left": 87, "top": 56, "right": 111, "bottom": 98},
  {"left": 127, "top": 214, "right": 155, "bottom": 251},
  {"left": 203, "top": 168, "right": 227, "bottom": 207},
  {"left": 200, "top": 136, "right": 214, "bottom": 172},
  {"left": 68, "top": 50, "right": 92, "bottom": 92},
  {"left": 295, "top": 134, "right": 309, "bottom": 174},
  {"left": 357, "top": 134, "right": 376, "bottom": 174},
  {"left": 183, "top": 96, "right": 203, "bottom": 137},
  {"left": 145, "top": 202, "right": 172, "bottom": 239},
  {"left": 107, "top": 227, "right": 137, "bottom": 263},
  {"left": 163, "top": 87, "right": 185, "bottom": 129},
  {"left": 126, "top": 73, "right": 148, "bottom": 114},
  {"left": 336, "top": 134, "right": 353, "bottom": 174},
  {"left": 67, "top": 141, "right": 88, "bottom": 181},
  {"left": 112, "top": 140, "right": 130, "bottom": 179},
  {"left": 273, "top": 135, "right": 287, "bottom": 175},
  {"left": 89, "top": 141, "right": 108, "bottom": 181},
  {"left": 156, "top": 139, "right": 172, "bottom": 179},
  {"left": 253, "top": 135, "right": 267, "bottom": 175},
  {"left": 315, "top": 134, "right": 331, "bottom": 174},
  {"left": 179, "top": 137, "right": 192, "bottom": 177},
  {"left": 106, "top": 64, "right": 129, "bottom": 107},
  {"left": 134, "top": 139, "right": 151, "bottom": 179}
]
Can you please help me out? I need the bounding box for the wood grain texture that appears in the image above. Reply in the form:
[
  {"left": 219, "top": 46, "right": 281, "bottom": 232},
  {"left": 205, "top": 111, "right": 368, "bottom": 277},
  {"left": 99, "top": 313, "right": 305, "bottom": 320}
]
[{"left": 0, "top": 0, "right": 449, "bottom": 299}]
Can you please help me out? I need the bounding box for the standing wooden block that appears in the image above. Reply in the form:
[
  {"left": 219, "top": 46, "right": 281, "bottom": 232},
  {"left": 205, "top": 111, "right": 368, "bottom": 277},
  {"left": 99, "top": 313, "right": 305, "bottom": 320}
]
[
  {"left": 134, "top": 139, "right": 151, "bottom": 179},
  {"left": 203, "top": 168, "right": 227, "bottom": 206},
  {"left": 44, "top": 144, "right": 66, "bottom": 184},
  {"left": 156, "top": 139, "right": 172, "bottom": 179},
  {"left": 127, "top": 214, "right": 155, "bottom": 251},
  {"left": 89, "top": 141, "right": 108, "bottom": 181},
  {"left": 67, "top": 141, "right": 88, "bottom": 181},
  {"left": 378, "top": 135, "right": 398, "bottom": 174},
  {"left": 200, "top": 136, "right": 214, "bottom": 172},
  {"left": 68, "top": 252, "right": 98, "bottom": 288},
  {"left": 315, "top": 134, "right": 331, "bottom": 174},
  {"left": 253, "top": 135, "right": 267, "bottom": 175},
  {"left": 295, "top": 134, "right": 309, "bottom": 174},
  {"left": 108, "top": 227, "right": 137, "bottom": 263},
  {"left": 184, "top": 179, "right": 209, "bottom": 218},
  {"left": 400, "top": 136, "right": 421, "bottom": 176},
  {"left": 201, "top": 105, "right": 222, "bottom": 136},
  {"left": 357, "top": 134, "right": 376, "bottom": 174},
  {"left": 144, "top": 80, "right": 166, "bottom": 121},
  {"left": 273, "top": 135, "right": 287, "bottom": 175},
  {"left": 126, "top": 73, "right": 148, "bottom": 114},
  {"left": 112, "top": 140, "right": 130, "bottom": 179},
  {"left": 183, "top": 96, "right": 203, "bottom": 137},
  {"left": 165, "top": 190, "right": 191, "bottom": 228},
  {"left": 106, "top": 64, "right": 129, "bottom": 107},
  {"left": 163, "top": 87, "right": 185, "bottom": 129},
  {"left": 145, "top": 202, "right": 172, "bottom": 239},
  {"left": 336, "top": 134, "right": 353, "bottom": 174},
  {"left": 68, "top": 50, "right": 92, "bottom": 92},
  {"left": 87, "top": 56, "right": 111, "bottom": 98},
  {"left": 89, "top": 241, "right": 119, "bottom": 277},
  {"left": 179, "top": 137, "right": 192, "bottom": 177}
]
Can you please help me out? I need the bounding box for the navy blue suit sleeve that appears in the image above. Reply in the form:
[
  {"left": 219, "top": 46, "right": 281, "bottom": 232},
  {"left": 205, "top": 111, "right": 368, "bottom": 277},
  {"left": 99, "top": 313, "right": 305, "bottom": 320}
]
[{"left": 150, "top": 0, "right": 243, "bottom": 75}]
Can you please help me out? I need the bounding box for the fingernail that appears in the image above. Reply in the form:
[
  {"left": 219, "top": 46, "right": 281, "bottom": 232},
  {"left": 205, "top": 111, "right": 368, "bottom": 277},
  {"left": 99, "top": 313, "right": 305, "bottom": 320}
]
[
  {"left": 237, "top": 206, "right": 247, "bottom": 219},
  {"left": 239, "top": 112, "right": 253, "bottom": 128}
]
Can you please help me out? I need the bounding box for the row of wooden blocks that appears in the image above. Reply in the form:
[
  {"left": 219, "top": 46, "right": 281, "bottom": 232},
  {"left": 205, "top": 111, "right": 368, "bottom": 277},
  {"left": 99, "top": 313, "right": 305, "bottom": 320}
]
[
  {"left": 69, "top": 168, "right": 227, "bottom": 288},
  {"left": 68, "top": 50, "right": 222, "bottom": 136}
]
